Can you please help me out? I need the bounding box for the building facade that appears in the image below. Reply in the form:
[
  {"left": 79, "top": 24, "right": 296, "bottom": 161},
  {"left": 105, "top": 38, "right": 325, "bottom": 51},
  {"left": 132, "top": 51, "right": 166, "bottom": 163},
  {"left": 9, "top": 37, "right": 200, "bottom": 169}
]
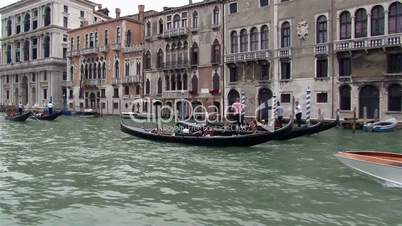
[
  {"left": 223, "top": 0, "right": 401, "bottom": 122},
  {"left": 0, "top": 0, "right": 109, "bottom": 108},
  {"left": 67, "top": 7, "right": 145, "bottom": 114},
  {"left": 143, "top": 0, "right": 224, "bottom": 117}
]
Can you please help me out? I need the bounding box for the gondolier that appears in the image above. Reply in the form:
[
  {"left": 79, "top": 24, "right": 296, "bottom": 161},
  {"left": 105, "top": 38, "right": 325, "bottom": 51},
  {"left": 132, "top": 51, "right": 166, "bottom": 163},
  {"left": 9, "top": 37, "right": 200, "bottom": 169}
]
[
  {"left": 47, "top": 101, "right": 54, "bottom": 115},
  {"left": 17, "top": 102, "right": 23, "bottom": 115},
  {"left": 276, "top": 101, "right": 284, "bottom": 128},
  {"left": 295, "top": 101, "right": 303, "bottom": 127},
  {"left": 232, "top": 98, "right": 245, "bottom": 128}
]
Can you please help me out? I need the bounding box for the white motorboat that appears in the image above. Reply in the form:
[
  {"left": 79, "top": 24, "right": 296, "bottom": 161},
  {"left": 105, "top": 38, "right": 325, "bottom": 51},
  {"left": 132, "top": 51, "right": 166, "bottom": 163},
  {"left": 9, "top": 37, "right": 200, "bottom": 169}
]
[
  {"left": 363, "top": 118, "right": 398, "bottom": 132},
  {"left": 336, "top": 151, "right": 402, "bottom": 186}
]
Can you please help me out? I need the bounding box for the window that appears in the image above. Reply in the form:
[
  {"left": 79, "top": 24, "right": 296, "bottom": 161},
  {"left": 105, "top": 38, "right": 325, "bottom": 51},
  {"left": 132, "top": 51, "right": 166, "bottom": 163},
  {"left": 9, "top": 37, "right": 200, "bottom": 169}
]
[
  {"left": 24, "top": 13, "right": 30, "bottom": 32},
  {"left": 280, "top": 60, "right": 291, "bottom": 80},
  {"left": 95, "top": 32, "right": 98, "bottom": 47},
  {"left": 281, "top": 94, "right": 291, "bottom": 103},
  {"left": 389, "top": 2, "right": 402, "bottom": 34},
  {"left": 281, "top": 22, "right": 291, "bottom": 48},
  {"left": 23, "top": 41, "right": 29, "bottom": 61},
  {"left": 316, "top": 57, "right": 328, "bottom": 78},
  {"left": 101, "top": 89, "right": 106, "bottom": 98},
  {"left": 182, "top": 12, "right": 187, "bottom": 28},
  {"left": 317, "top": 93, "right": 328, "bottom": 103},
  {"left": 240, "top": 29, "right": 248, "bottom": 52},
  {"left": 63, "top": 71, "right": 67, "bottom": 80},
  {"left": 33, "top": 15, "right": 38, "bottom": 30},
  {"left": 260, "top": 0, "right": 269, "bottom": 7},
  {"left": 339, "top": 85, "right": 351, "bottom": 110},
  {"left": 32, "top": 38, "right": 38, "bottom": 60},
  {"left": 126, "top": 30, "right": 131, "bottom": 47},
  {"left": 191, "top": 75, "right": 198, "bottom": 94},
  {"left": 77, "top": 36, "right": 80, "bottom": 49},
  {"left": 43, "top": 88, "right": 48, "bottom": 100},
  {"left": 15, "top": 42, "right": 21, "bottom": 63},
  {"left": 44, "top": 7, "right": 51, "bottom": 26},
  {"left": 340, "top": 11, "right": 351, "bottom": 40},
  {"left": 125, "top": 62, "right": 130, "bottom": 76},
  {"left": 63, "top": 17, "right": 68, "bottom": 28},
  {"left": 146, "top": 22, "right": 151, "bottom": 36},
  {"left": 145, "top": 79, "right": 150, "bottom": 95},
  {"left": 63, "top": 35, "right": 68, "bottom": 42},
  {"left": 371, "top": 6, "right": 385, "bottom": 36},
  {"left": 113, "top": 88, "right": 119, "bottom": 98},
  {"left": 104, "top": 30, "right": 109, "bottom": 46},
  {"left": 159, "top": 19, "right": 164, "bottom": 34},
  {"left": 173, "top": 14, "right": 180, "bottom": 29},
  {"left": 69, "top": 90, "right": 74, "bottom": 99},
  {"left": 338, "top": 56, "right": 351, "bottom": 77},
  {"left": 250, "top": 27, "right": 258, "bottom": 51},
  {"left": 44, "top": 36, "right": 50, "bottom": 58},
  {"left": 388, "top": 84, "right": 402, "bottom": 111},
  {"left": 80, "top": 11, "right": 85, "bottom": 18},
  {"left": 260, "top": 63, "right": 270, "bottom": 80},
  {"left": 157, "top": 78, "right": 162, "bottom": 94},
  {"left": 192, "top": 11, "right": 198, "bottom": 28},
  {"left": 124, "top": 86, "right": 129, "bottom": 95},
  {"left": 145, "top": 51, "right": 151, "bottom": 69},
  {"left": 317, "top": 15, "right": 327, "bottom": 43},
  {"left": 388, "top": 53, "right": 402, "bottom": 73},
  {"left": 6, "top": 19, "right": 12, "bottom": 36},
  {"left": 157, "top": 49, "right": 164, "bottom": 68},
  {"left": 32, "top": 73, "right": 36, "bottom": 82},
  {"left": 113, "top": 103, "right": 119, "bottom": 109},
  {"left": 213, "top": 72, "right": 220, "bottom": 91},
  {"left": 229, "top": 2, "right": 238, "bottom": 14},
  {"left": 64, "top": 5, "right": 68, "bottom": 13},
  {"left": 355, "top": 9, "right": 367, "bottom": 38},
  {"left": 191, "top": 43, "right": 199, "bottom": 65},
  {"left": 63, "top": 48, "right": 67, "bottom": 59},
  {"left": 261, "top": 25, "right": 269, "bottom": 49},
  {"left": 85, "top": 34, "right": 89, "bottom": 48},
  {"left": 114, "top": 60, "right": 119, "bottom": 78},
  {"left": 231, "top": 31, "right": 238, "bottom": 53},
  {"left": 229, "top": 65, "right": 238, "bottom": 82},
  {"left": 213, "top": 7, "right": 220, "bottom": 25},
  {"left": 212, "top": 39, "right": 221, "bottom": 64},
  {"left": 116, "top": 27, "right": 121, "bottom": 43}
]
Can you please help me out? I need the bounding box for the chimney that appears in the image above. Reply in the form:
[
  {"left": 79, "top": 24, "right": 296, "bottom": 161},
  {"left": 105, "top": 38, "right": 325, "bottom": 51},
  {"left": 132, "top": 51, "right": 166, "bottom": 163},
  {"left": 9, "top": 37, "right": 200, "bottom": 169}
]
[
  {"left": 189, "top": 0, "right": 193, "bottom": 4},
  {"left": 138, "top": 5, "right": 145, "bottom": 23},
  {"left": 115, "top": 8, "right": 121, "bottom": 18},
  {"left": 98, "top": 4, "right": 102, "bottom": 10}
]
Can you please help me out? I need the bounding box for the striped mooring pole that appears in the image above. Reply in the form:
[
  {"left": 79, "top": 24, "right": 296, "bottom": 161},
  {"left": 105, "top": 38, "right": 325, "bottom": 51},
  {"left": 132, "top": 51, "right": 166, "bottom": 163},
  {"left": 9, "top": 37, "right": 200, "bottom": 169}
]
[
  {"left": 306, "top": 87, "right": 312, "bottom": 125},
  {"left": 270, "top": 95, "right": 277, "bottom": 126}
]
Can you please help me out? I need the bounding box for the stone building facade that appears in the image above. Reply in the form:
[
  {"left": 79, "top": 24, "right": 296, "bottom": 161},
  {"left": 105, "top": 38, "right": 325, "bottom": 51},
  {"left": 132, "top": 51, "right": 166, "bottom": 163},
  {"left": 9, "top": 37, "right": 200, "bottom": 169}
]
[
  {"left": 224, "top": 0, "right": 402, "bottom": 121},
  {"left": 67, "top": 6, "right": 145, "bottom": 114},
  {"left": 0, "top": 0, "right": 109, "bottom": 108},
  {"left": 143, "top": 0, "right": 224, "bottom": 117}
]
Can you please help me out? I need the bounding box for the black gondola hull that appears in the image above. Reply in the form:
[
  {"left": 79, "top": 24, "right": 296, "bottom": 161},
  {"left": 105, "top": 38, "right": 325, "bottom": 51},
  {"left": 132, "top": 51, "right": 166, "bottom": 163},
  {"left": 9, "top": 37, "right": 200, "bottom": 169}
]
[
  {"left": 5, "top": 112, "right": 32, "bottom": 122},
  {"left": 275, "top": 120, "right": 338, "bottom": 141},
  {"left": 35, "top": 111, "right": 63, "bottom": 121}
]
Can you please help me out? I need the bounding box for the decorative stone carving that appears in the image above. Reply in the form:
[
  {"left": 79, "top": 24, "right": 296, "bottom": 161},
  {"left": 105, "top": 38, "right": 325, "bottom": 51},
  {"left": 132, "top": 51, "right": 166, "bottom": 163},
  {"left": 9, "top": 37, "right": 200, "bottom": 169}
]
[{"left": 297, "top": 20, "right": 309, "bottom": 40}]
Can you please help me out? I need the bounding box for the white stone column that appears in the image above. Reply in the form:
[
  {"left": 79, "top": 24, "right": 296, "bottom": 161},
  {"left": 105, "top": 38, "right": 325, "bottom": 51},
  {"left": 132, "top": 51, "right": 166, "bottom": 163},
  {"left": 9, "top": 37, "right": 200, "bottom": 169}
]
[
  {"left": 367, "top": 13, "right": 371, "bottom": 37},
  {"left": 384, "top": 10, "right": 389, "bottom": 35},
  {"left": 351, "top": 16, "right": 355, "bottom": 39}
]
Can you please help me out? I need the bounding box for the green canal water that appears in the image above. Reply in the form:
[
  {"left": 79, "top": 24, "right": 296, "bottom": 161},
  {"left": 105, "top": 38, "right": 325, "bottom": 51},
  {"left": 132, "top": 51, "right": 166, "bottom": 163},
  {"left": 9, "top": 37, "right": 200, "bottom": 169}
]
[{"left": 0, "top": 114, "right": 402, "bottom": 226}]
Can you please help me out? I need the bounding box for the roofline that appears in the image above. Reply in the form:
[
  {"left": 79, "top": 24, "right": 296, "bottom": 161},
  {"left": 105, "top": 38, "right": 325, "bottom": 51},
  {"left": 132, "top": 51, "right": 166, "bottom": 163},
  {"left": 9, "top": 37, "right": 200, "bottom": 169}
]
[
  {"left": 0, "top": 0, "right": 100, "bottom": 14},
  {"left": 145, "top": 0, "right": 222, "bottom": 18},
  {"left": 68, "top": 17, "right": 143, "bottom": 33}
]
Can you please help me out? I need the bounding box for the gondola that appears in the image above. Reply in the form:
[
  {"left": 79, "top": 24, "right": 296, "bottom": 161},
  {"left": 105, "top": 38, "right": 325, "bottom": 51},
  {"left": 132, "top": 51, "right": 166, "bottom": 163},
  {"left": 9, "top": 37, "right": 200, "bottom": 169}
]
[
  {"left": 5, "top": 112, "right": 32, "bottom": 122},
  {"left": 33, "top": 111, "right": 63, "bottom": 121},
  {"left": 120, "top": 119, "right": 294, "bottom": 147},
  {"left": 273, "top": 119, "right": 338, "bottom": 141}
]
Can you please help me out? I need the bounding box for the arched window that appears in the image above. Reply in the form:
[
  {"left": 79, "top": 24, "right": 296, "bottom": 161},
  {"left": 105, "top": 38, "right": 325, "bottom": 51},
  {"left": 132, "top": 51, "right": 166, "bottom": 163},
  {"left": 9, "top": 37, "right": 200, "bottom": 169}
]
[
  {"left": 102, "top": 62, "right": 106, "bottom": 79},
  {"left": 183, "top": 73, "right": 188, "bottom": 90},
  {"left": 191, "top": 43, "right": 199, "bottom": 65},
  {"left": 240, "top": 29, "right": 248, "bottom": 52},
  {"left": 389, "top": 2, "right": 402, "bottom": 34},
  {"left": 371, "top": 5, "right": 385, "bottom": 36},
  {"left": 157, "top": 78, "right": 162, "bottom": 94},
  {"left": 145, "top": 79, "right": 150, "bottom": 95},
  {"left": 340, "top": 11, "right": 352, "bottom": 40},
  {"left": 6, "top": 19, "right": 12, "bottom": 36},
  {"left": 183, "top": 41, "right": 188, "bottom": 62},
  {"left": 192, "top": 11, "right": 198, "bottom": 28},
  {"left": 124, "top": 86, "right": 130, "bottom": 95},
  {"left": 126, "top": 30, "right": 132, "bottom": 47},
  {"left": 229, "top": 64, "right": 238, "bottom": 82},
  {"left": 44, "top": 36, "right": 50, "bottom": 58},
  {"left": 231, "top": 31, "right": 238, "bottom": 53},
  {"left": 145, "top": 51, "right": 151, "bottom": 69},
  {"left": 98, "top": 63, "right": 101, "bottom": 79},
  {"left": 355, "top": 8, "right": 367, "bottom": 38},
  {"left": 125, "top": 62, "right": 130, "bottom": 76},
  {"left": 177, "top": 74, "right": 182, "bottom": 90},
  {"left": 88, "top": 63, "right": 92, "bottom": 79},
  {"left": 261, "top": 25, "right": 269, "bottom": 50},
  {"left": 228, "top": 89, "right": 240, "bottom": 105},
  {"left": 250, "top": 27, "right": 258, "bottom": 51},
  {"left": 93, "top": 63, "right": 97, "bottom": 79},
  {"left": 114, "top": 60, "right": 119, "bottom": 78},
  {"left": 317, "top": 15, "right": 327, "bottom": 43},
  {"left": 213, "top": 72, "right": 220, "bottom": 91},
  {"left": 6, "top": 45, "right": 12, "bottom": 63},
  {"left": 359, "top": 85, "right": 380, "bottom": 119},
  {"left": 165, "top": 75, "right": 170, "bottom": 91},
  {"left": 212, "top": 39, "right": 221, "bottom": 64},
  {"left": 157, "top": 49, "right": 164, "bottom": 68},
  {"left": 281, "top": 21, "right": 291, "bottom": 47},
  {"left": 136, "top": 85, "right": 140, "bottom": 95},
  {"left": 213, "top": 7, "right": 220, "bottom": 25},
  {"left": 388, "top": 84, "right": 402, "bottom": 111},
  {"left": 191, "top": 75, "right": 198, "bottom": 94},
  {"left": 44, "top": 7, "right": 51, "bottom": 26},
  {"left": 146, "top": 21, "right": 151, "bottom": 36},
  {"left": 84, "top": 64, "right": 88, "bottom": 79},
  {"left": 23, "top": 40, "right": 29, "bottom": 61},
  {"left": 159, "top": 19, "right": 164, "bottom": 34},
  {"left": 173, "top": 14, "right": 180, "bottom": 29},
  {"left": 24, "top": 13, "right": 30, "bottom": 32},
  {"left": 171, "top": 74, "right": 176, "bottom": 90},
  {"left": 339, "top": 85, "right": 351, "bottom": 111}
]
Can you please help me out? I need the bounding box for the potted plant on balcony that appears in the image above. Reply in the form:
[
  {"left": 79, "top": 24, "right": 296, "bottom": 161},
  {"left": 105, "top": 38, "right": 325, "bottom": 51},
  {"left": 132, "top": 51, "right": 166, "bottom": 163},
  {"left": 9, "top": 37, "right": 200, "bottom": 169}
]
[{"left": 209, "top": 89, "right": 220, "bottom": 96}]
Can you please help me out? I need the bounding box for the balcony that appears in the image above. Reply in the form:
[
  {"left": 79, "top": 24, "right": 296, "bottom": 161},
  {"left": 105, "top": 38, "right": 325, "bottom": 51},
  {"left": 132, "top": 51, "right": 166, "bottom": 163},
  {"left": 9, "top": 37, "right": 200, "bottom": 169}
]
[
  {"left": 112, "top": 77, "right": 120, "bottom": 85},
  {"left": 84, "top": 79, "right": 101, "bottom": 86},
  {"left": 334, "top": 34, "right": 402, "bottom": 52},
  {"left": 162, "top": 90, "right": 190, "bottom": 99},
  {"left": 99, "top": 45, "right": 109, "bottom": 52},
  {"left": 67, "top": 49, "right": 80, "bottom": 57},
  {"left": 122, "top": 75, "right": 141, "bottom": 84},
  {"left": 61, "top": 80, "right": 72, "bottom": 87},
  {"left": 81, "top": 47, "right": 99, "bottom": 55},
  {"left": 161, "top": 61, "right": 189, "bottom": 70},
  {"left": 225, "top": 49, "right": 273, "bottom": 63},
  {"left": 314, "top": 43, "right": 329, "bottom": 55},
  {"left": 277, "top": 48, "right": 292, "bottom": 58},
  {"left": 112, "top": 43, "right": 122, "bottom": 51},
  {"left": 161, "top": 28, "right": 189, "bottom": 39},
  {"left": 0, "top": 58, "right": 66, "bottom": 72},
  {"left": 123, "top": 44, "right": 144, "bottom": 54}
]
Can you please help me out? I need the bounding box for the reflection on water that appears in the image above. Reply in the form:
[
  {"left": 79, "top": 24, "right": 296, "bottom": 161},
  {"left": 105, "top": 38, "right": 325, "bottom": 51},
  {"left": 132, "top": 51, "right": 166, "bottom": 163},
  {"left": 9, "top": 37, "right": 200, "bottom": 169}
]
[{"left": 0, "top": 114, "right": 402, "bottom": 226}]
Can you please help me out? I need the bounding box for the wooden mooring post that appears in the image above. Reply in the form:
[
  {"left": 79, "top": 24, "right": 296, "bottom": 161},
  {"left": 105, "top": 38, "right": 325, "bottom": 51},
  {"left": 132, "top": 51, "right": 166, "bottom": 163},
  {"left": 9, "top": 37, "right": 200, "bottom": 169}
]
[{"left": 352, "top": 107, "right": 357, "bottom": 133}]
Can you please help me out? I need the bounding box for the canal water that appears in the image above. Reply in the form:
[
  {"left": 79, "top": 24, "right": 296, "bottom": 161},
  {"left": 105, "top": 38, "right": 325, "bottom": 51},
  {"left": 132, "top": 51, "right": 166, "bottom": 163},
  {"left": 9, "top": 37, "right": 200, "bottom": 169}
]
[{"left": 0, "top": 114, "right": 402, "bottom": 226}]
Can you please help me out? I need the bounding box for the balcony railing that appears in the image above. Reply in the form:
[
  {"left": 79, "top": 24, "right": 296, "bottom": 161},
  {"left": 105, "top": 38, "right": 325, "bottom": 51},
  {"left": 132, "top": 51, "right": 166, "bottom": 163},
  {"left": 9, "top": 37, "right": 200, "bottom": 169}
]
[
  {"left": 225, "top": 49, "right": 272, "bottom": 63},
  {"left": 123, "top": 44, "right": 144, "bottom": 53},
  {"left": 277, "top": 48, "right": 292, "bottom": 58},
  {"left": 334, "top": 34, "right": 402, "bottom": 52},
  {"left": 122, "top": 75, "right": 141, "bottom": 84},
  {"left": 61, "top": 80, "right": 72, "bottom": 87},
  {"left": 0, "top": 57, "right": 66, "bottom": 71},
  {"left": 67, "top": 49, "right": 80, "bottom": 57},
  {"left": 99, "top": 45, "right": 109, "bottom": 52},
  {"left": 160, "top": 60, "right": 189, "bottom": 70},
  {"left": 162, "top": 90, "right": 189, "bottom": 99},
  {"left": 85, "top": 79, "right": 101, "bottom": 86},
  {"left": 161, "top": 28, "right": 189, "bottom": 39},
  {"left": 81, "top": 47, "right": 99, "bottom": 55},
  {"left": 112, "top": 43, "right": 122, "bottom": 51},
  {"left": 112, "top": 77, "right": 120, "bottom": 85},
  {"left": 314, "top": 43, "right": 329, "bottom": 55}
]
